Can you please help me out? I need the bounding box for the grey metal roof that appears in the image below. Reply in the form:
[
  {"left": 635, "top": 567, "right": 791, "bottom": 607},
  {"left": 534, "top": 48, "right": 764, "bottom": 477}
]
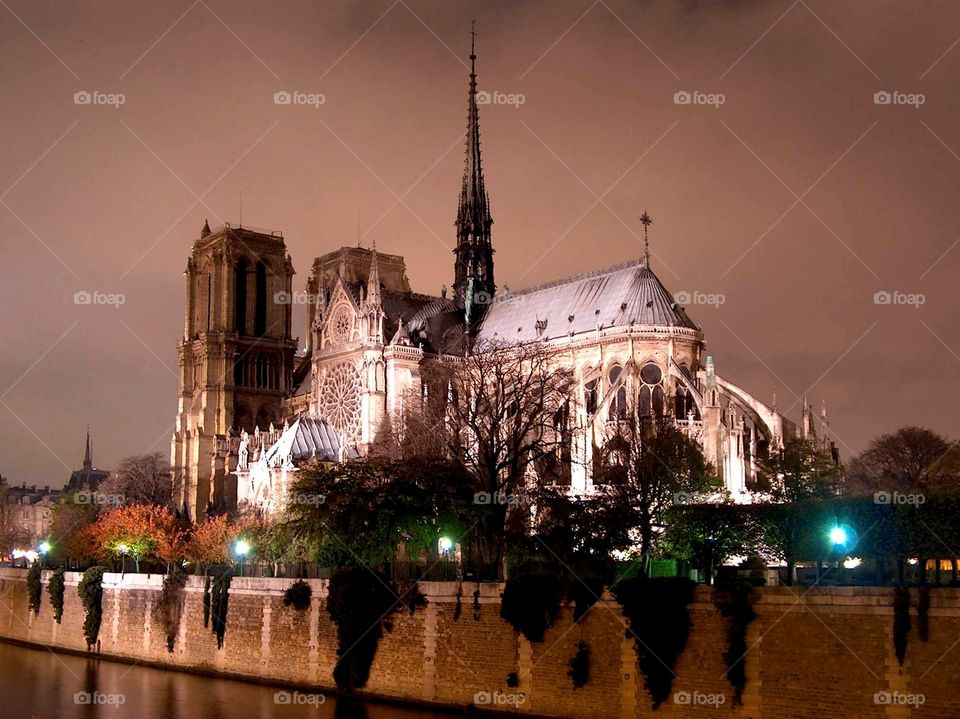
[
  {"left": 263, "top": 415, "right": 357, "bottom": 465},
  {"left": 476, "top": 258, "right": 699, "bottom": 343}
]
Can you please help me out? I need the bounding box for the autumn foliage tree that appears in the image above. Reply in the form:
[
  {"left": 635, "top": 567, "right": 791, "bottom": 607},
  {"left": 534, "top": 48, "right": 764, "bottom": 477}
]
[{"left": 88, "top": 504, "right": 179, "bottom": 571}]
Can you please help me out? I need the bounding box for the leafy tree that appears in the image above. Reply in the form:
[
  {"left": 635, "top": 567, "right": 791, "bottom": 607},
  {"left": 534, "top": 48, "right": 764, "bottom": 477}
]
[
  {"left": 185, "top": 515, "right": 231, "bottom": 573},
  {"left": 88, "top": 504, "right": 178, "bottom": 571},
  {"left": 756, "top": 435, "right": 840, "bottom": 501},
  {"left": 663, "top": 502, "right": 760, "bottom": 582}
]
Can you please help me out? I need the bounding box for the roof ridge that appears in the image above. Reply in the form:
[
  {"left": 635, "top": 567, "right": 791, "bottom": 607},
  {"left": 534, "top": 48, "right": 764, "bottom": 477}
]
[{"left": 506, "top": 256, "right": 647, "bottom": 297}]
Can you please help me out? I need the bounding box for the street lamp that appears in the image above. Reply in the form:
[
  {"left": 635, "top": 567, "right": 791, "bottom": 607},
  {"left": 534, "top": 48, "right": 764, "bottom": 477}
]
[
  {"left": 38, "top": 541, "right": 51, "bottom": 568},
  {"left": 117, "top": 543, "right": 128, "bottom": 575},
  {"left": 438, "top": 537, "right": 453, "bottom": 580},
  {"left": 234, "top": 539, "right": 250, "bottom": 576}
]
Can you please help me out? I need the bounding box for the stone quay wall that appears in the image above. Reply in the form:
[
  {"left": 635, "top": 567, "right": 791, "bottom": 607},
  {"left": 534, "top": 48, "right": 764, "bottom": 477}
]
[{"left": 0, "top": 567, "right": 958, "bottom": 718}]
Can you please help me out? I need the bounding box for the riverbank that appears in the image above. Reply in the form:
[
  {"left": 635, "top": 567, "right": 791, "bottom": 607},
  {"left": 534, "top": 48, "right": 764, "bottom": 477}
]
[{"left": 2, "top": 568, "right": 958, "bottom": 718}]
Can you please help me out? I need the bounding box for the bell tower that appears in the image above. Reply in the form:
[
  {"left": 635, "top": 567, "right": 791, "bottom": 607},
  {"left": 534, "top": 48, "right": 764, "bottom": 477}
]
[{"left": 171, "top": 221, "right": 296, "bottom": 520}]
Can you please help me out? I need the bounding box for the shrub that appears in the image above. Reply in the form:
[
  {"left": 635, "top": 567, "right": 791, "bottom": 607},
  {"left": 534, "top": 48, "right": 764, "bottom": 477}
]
[
  {"left": 47, "top": 567, "right": 66, "bottom": 623},
  {"left": 500, "top": 574, "right": 563, "bottom": 643},
  {"left": 568, "top": 641, "right": 590, "bottom": 689},
  {"left": 893, "top": 586, "right": 910, "bottom": 665},
  {"left": 154, "top": 565, "right": 188, "bottom": 652},
  {"left": 326, "top": 567, "right": 398, "bottom": 691},
  {"left": 26, "top": 561, "right": 42, "bottom": 615},
  {"left": 613, "top": 577, "right": 696, "bottom": 709},
  {"left": 714, "top": 581, "right": 756, "bottom": 705},
  {"left": 78, "top": 566, "right": 107, "bottom": 650},
  {"left": 282, "top": 579, "right": 312, "bottom": 611}
]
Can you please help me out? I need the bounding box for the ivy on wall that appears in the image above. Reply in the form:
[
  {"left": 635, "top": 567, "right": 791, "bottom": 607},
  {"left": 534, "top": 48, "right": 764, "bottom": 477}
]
[
  {"left": 78, "top": 566, "right": 106, "bottom": 650},
  {"left": 500, "top": 574, "right": 563, "bottom": 643},
  {"left": 568, "top": 641, "right": 590, "bottom": 689},
  {"left": 714, "top": 581, "right": 756, "bottom": 705},
  {"left": 326, "top": 567, "right": 398, "bottom": 691},
  {"left": 613, "top": 577, "right": 696, "bottom": 709},
  {"left": 282, "top": 579, "right": 312, "bottom": 611},
  {"left": 47, "top": 567, "right": 65, "bottom": 624},
  {"left": 209, "top": 570, "right": 232, "bottom": 649},
  {"left": 154, "top": 566, "right": 188, "bottom": 652},
  {"left": 893, "top": 586, "right": 911, "bottom": 665},
  {"left": 26, "top": 561, "right": 42, "bottom": 615}
]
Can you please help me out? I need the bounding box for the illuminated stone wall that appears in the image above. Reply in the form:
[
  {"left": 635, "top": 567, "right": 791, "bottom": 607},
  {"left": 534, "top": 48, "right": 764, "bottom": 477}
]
[{"left": 0, "top": 568, "right": 956, "bottom": 718}]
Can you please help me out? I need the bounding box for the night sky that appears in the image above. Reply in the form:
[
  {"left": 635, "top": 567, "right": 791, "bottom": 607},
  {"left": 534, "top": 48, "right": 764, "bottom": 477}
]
[{"left": 2, "top": 0, "right": 958, "bottom": 484}]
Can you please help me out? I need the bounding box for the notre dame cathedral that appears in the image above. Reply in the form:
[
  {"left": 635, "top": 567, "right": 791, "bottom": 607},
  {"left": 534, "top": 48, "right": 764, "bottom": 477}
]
[{"left": 170, "top": 39, "right": 833, "bottom": 521}]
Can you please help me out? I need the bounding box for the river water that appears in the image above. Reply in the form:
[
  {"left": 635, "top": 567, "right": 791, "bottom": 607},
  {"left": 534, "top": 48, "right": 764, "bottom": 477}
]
[{"left": 0, "top": 641, "right": 459, "bottom": 719}]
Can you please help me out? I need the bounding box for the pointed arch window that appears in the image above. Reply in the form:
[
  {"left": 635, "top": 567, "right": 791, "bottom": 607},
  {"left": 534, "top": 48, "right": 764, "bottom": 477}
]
[
  {"left": 607, "top": 364, "right": 627, "bottom": 420},
  {"left": 638, "top": 362, "right": 664, "bottom": 419},
  {"left": 254, "top": 261, "right": 267, "bottom": 337},
  {"left": 584, "top": 378, "right": 598, "bottom": 415}
]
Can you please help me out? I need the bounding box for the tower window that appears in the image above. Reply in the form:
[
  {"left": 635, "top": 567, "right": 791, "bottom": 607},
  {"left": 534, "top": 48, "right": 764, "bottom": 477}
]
[
  {"left": 254, "top": 261, "right": 267, "bottom": 337},
  {"left": 585, "top": 378, "right": 598, "bottom": 415},
  {"left": 234, "top": 259, "right": 248, "bottom": 334},
  {"left": 608, "top": 365, "right": 627, "bottom": 420}
]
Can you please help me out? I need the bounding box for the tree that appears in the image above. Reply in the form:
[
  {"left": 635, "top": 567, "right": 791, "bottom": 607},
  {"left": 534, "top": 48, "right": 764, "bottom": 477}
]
[
  {"left": 185, "top": 515, "right": 231, "bottom": 573},
  {"left": 49, "top": 490, "right": 99, "bottom": 565},
  {"left": 845, "top": 426, "right": 959, "bottom": 496},
  {"left": 595, "top": 416, "right": 721, "bottom": 569},
  {"left": 404, "top": 340, "right": 574, "bottom": 577},
  {"left": 755, "top": 435, "right": 840, "bottom": 502},
  {"left": 98, "top": 452, "right": 172, "bottom": 507},
  {"left": 88, "top": 504, "right": 178, "bottom": 571}
]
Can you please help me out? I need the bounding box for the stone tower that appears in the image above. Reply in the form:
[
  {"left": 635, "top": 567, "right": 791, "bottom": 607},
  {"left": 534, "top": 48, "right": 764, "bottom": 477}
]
[{"left": 171, "top": 221, "right": 296, "bottom": 520}]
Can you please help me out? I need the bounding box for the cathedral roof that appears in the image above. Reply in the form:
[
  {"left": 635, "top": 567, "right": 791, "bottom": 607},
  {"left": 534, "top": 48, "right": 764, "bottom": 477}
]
[
  {"left": 262, "top": 415, "right": 358, "bottom": 465},
  {"left": 476, "top": 258, "right": 699, "bottom": 343}
]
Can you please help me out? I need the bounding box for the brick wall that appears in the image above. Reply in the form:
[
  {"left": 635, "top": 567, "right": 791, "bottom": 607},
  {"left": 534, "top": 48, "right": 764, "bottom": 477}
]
[{"left": 0, "top": 568, "right": 956, "bottom": 718}]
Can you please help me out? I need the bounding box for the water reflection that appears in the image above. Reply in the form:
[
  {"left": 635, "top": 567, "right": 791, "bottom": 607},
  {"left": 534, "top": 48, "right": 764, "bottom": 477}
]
[{"left": 0, "top": 642, "right": 454, "bottom": 719}]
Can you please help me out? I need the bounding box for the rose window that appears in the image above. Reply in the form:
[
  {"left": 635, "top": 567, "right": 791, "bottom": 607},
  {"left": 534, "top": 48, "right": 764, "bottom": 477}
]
[
  {"left": 328, "top": 304, "right": 353, "bottom": 345},
  {"left": 318, "top": 361, "right": 362, "bottom": 440}
]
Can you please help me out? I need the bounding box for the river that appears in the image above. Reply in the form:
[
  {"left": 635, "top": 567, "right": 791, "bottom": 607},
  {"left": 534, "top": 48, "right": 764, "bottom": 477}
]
[{"left": 0, "top": 641, "right": 460, "bottom": 719}]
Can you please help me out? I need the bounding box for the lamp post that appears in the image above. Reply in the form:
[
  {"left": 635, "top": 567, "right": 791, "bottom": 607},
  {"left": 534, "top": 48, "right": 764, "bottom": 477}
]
[
  {"left": 38, "top": 541, "right": 51, "bottom": 569},
  {"left": 829, "top": 526, "right": 847, "bottom": 583},
  {"left": 117, "top": 543, "right": 128, "bottom": 576},
  {"left": 234, "top": 539, "right": 250, "bottom": 577},
  {"left": 439, "top": 537, "right": 453, "bottom": 580}
]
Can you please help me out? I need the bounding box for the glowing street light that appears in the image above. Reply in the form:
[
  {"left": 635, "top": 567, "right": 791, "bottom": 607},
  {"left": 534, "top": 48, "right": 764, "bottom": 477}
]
[
  {"left": 234, "top": 539, "right": 251, "bottom": 576},
  {"left": 829, "top": 527, "right": 847, "bottom": 546},
  {"left": 38, "top": 541, "right": 51, "bottom": 568},
  {"left": 117, "top": 543, "right": 129, "bottom": 575},
  {"left": 438, "top": 537, "right": 453, "bottom": 554}
]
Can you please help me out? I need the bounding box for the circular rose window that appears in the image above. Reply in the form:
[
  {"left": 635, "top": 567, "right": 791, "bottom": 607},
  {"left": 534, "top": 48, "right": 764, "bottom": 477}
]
[
  {"left": 318, "top": 361, "right": 362, "bottom": 441},
  {"left": 328, "top": 304, "right": 353, "bottom": 345},
  {"left": 640, "top": 363, "right": 662, "bottom": 385}
]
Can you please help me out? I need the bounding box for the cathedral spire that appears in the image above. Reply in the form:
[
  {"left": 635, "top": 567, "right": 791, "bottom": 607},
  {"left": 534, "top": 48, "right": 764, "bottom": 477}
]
[
  {"left": 454, "top": 21, "right": 495, "bottom": 312},
  {"left": 639, "top": 211, "right": 653, "bottom": 268},
  {"left": 83, "top": 426, "right": 92, "bottom": 471},
  {"left": 367, "top": 243, "right": 382, "bottom": 309}
]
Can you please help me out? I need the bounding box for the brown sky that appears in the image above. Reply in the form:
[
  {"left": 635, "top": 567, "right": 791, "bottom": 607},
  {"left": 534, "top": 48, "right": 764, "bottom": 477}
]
[{"left": 2, "top": 0, "right": 959, "bottom": 486}]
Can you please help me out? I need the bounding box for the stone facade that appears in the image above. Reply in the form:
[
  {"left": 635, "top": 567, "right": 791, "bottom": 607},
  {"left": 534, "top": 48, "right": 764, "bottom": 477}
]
[{"left": 1, "top": 567, "right": 956, "bottom": 718}]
